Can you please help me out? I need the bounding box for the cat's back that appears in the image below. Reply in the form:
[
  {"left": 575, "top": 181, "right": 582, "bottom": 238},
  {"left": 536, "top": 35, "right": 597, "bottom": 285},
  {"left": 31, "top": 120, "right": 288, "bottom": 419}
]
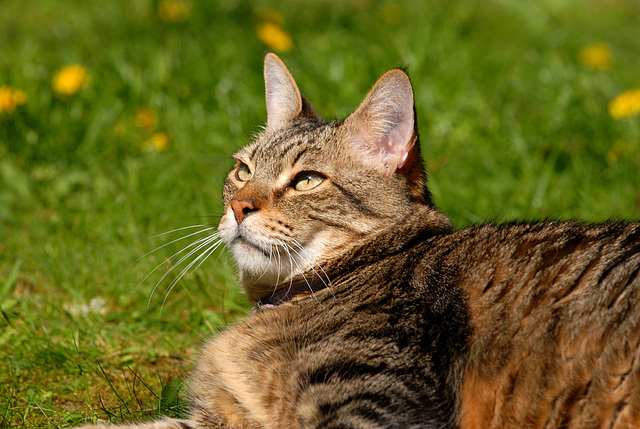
[{"left": 448, "top": 221, "right": 640, "bottom": 428}]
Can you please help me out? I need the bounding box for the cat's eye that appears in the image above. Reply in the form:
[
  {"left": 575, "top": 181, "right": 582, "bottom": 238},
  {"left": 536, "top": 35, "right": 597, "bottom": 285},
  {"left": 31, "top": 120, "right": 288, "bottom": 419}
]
[
  {"left": 292, "top": 172, "right": 324, "bottom": 191},
  {"left": 236, "top": 163, "right": 252, "bottom": 182}
]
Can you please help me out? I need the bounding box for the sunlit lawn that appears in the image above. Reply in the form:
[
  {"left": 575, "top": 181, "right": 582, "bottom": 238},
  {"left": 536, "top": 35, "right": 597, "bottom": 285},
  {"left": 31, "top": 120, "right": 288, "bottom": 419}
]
[{"left": 1, "top": 0, "right": 639, "bottom": 427}]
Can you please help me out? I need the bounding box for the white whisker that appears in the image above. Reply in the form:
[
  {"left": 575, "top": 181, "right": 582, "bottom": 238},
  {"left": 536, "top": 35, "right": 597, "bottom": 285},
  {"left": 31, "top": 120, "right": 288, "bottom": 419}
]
[
  {"left": 134, "top": 226, "right": 217, "bottom": 265},
  {"left": 160, "top": 238, "right": 226, "bottom": 309},
  {"left": 148, "top": 233, "right": 222, "bottom": 308},
  {"left": 138, "top": 231, "right": 220, "bottom": 292},
  {"left": 273, "top": 243, "right": 283, "bottom": 295},
  {"left": 151, "top": 224, "right": 211, "bottom": 238},
  {"left": 252, "top": 242, "right": 275, "bottom": 285},
  {"left": 289, "top": 238, "right": 333, "bottom": 297},
  {"left": 278, "top": 239, "right": 326, "bottom": 305},
  {"left": 279, "top": 239, "right": 297, "bottom": 297}
]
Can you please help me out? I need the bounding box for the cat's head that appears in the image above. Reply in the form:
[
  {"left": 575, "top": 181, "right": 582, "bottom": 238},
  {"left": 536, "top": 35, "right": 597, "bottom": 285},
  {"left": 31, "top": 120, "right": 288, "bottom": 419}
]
[{"left": 218, "top": 53, "right": 441, "bottom": 301}]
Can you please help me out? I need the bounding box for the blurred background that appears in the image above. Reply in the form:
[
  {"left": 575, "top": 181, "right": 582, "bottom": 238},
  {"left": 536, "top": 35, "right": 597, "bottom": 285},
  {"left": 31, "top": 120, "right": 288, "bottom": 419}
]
[{"left": 1, "top": 0, "right": 639, "bottom": 427}]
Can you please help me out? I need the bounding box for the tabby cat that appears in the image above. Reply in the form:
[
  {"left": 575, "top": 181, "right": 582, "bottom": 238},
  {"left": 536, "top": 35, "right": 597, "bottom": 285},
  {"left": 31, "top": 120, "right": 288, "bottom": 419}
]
[{"left": 78, "top": 53, "right": 640, "bottom": 429}]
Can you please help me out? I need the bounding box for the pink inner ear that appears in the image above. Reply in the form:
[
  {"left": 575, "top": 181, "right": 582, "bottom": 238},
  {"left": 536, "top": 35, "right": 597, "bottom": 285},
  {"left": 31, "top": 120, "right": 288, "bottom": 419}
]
[
  {"left": 398, "top": 134, "right": 417, "bottom": 169},
  {"left": 370, "top": 121, "right": 413, "bottom": 172},
  {"left": 346, "top": 69, "right": 416, "bottom": 174}
]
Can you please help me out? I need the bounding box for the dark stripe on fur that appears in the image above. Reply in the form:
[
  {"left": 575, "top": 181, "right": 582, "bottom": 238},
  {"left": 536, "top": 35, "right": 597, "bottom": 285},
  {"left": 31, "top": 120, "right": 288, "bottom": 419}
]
[
  {"left": 333, "top": 183, "right": 382, "bottom": 218},
  {"left": 307, "top": 213, "right": 365, "bottom": 236},
  {"left": 307, "top": 361, "right": 389, "bottom": 386},
  {"left": 607, "top": 263, "right": 640, "bottom": 309},
  {"left": 292, "top": 147, "right": 310, "bottom": 167},
  {"left": 315, "top": 392, "right": 396, "bottom": 429}
]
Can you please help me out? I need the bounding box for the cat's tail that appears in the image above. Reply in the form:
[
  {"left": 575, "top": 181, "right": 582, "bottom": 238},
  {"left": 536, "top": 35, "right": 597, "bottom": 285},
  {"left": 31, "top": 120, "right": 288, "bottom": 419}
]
[{"left": 75, "top": 418, "right": 200, "bottom": 429}]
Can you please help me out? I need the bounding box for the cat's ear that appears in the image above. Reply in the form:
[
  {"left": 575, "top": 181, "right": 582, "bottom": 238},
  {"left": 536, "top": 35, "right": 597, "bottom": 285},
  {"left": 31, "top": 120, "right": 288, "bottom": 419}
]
[
  {"left": 264, "top": 53, "right": 322, "bottom": 130},
  {"left": 344, "top": 69, "right": 417, "bottom": 175}
]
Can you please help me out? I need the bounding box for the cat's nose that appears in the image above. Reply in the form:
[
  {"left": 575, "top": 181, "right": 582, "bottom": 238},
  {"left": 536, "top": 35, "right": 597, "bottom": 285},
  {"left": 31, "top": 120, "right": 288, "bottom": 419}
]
[{"left": 231, "top": 199, "right": 258, "bottom": 224}]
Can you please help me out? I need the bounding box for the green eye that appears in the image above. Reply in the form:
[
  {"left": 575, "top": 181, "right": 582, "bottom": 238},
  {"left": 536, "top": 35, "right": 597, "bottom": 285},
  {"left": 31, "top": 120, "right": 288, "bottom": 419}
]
[
  {"left": 292, "top": 172, "right": 324, "bottom": 191},
  {"left": 236, "top": 163, "right": 252, "bottom": 182}
]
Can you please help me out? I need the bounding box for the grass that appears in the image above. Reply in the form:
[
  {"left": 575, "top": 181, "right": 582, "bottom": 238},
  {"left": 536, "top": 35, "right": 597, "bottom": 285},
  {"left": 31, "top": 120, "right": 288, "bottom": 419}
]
[{"left": 1, "top": 0, "right": 639, "bottom": 427}]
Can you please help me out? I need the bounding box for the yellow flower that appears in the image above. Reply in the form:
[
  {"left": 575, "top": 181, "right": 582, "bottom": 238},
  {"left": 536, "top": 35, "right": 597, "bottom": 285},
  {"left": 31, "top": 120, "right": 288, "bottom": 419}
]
[
  {"left": 52, "top": 65, "right": 90, "bottom": 96},
  {"left": 579, "top": 43, "right": 613, "bottom": 71},
  {"left": 257, "top": 22, "right": 293, "bottom": 52},
  {"left": 609, "top": 89, "right": 640, "bottom": 119},
  {"left": 135, "top": 107, "right": 158, "bottom": 131},
  {"left": 143, "top": 131, "right": 170, "bottom": 151},
  {"left": 158, "top": 0, "right": 191, "bottom": 23},
  {"left": 0, "top": 86, "right": 27, "bottom": 113}
]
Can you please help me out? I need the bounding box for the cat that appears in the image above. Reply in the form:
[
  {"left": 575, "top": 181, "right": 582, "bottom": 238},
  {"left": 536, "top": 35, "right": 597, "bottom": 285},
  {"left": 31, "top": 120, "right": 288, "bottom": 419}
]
[{"left": 76, "top": 53, "right": 640, "bottom": 429}]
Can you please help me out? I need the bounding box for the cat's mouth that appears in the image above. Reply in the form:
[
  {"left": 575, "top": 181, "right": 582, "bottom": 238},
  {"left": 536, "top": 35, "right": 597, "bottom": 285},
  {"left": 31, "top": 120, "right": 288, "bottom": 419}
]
[{"left": 232, "top": 235, "right": 272, "bottom": 258}]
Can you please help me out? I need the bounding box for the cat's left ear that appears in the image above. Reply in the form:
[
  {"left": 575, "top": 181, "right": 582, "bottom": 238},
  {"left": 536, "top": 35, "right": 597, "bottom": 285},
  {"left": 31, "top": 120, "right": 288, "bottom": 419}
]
[
  {"left": 344, "top": 69, "right": 417, "bottom": 175},
  {"left": 264, "top": 53, "right": 322, "bottom": 130}
]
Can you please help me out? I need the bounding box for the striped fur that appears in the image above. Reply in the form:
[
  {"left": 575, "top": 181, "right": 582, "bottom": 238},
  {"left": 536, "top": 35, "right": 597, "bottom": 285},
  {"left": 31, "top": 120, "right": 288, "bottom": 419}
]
[
  {"left": 76, "top": 54, "right": 640, "bottom": 428},
  {"left": 457, "top": 222, "right": 640, "bottom": 428}
]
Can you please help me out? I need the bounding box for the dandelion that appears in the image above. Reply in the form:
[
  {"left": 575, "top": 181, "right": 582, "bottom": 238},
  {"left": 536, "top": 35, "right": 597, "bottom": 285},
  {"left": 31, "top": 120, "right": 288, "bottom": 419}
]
[
  {"left": 135, "top": 107, "right": 158, "bottom": 131},
  {"left": 609, "top": 89, "right": 640, "bottom": 119},
  {"left": 579, "top": 43, "right": 613, "bottom": 71},
  {"left": 52, "top": 65, "right": 89, "bottom": 96},
  {"left": 143, "top": 131, "right": 170, "bottom": 152},
  {"left": 158, "top": 0, "right": 191, "bottom": 23},
  {"left": 0, "top": 86, "right": 27, "bottom": 113},
  {"left": 257, "top": 22, "right": 293, "bottom": 52}
]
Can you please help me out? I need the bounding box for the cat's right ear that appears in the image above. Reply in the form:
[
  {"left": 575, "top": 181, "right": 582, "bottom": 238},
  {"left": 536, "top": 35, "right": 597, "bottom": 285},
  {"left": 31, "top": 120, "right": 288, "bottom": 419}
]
[{"left": 264, "top": 53, "right": 322, "bottom": 130}]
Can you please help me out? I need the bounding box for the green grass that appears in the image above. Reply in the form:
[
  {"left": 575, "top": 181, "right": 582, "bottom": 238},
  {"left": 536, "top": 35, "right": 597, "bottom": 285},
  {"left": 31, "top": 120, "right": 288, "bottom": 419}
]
[{"left": 1, "top": 0, "right": 639, "bottom": 427}]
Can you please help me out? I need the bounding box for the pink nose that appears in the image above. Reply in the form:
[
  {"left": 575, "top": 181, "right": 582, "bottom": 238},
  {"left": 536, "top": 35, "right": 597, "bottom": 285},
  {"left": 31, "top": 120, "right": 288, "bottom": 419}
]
[{"left": 231, "top": 199, "right": 258, "bottom": 224}]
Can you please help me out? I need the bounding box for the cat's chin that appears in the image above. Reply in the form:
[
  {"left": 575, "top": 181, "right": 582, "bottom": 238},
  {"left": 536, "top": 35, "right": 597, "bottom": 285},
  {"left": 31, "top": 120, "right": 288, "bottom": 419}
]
[{"left": 228, "top": 238, "right": 303, "bottom": 290}]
